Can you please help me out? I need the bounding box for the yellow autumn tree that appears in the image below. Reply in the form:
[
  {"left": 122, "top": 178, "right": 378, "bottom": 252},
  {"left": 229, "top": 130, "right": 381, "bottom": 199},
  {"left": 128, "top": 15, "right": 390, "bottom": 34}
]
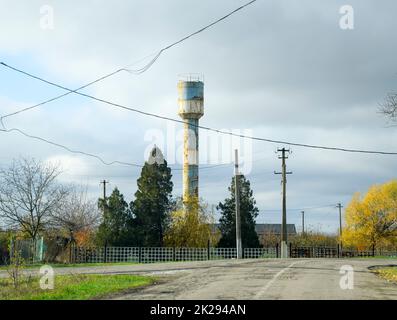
[
  {"left": 164, "top": 197, "right": 220, "bottom": 247},
  {"left": 342, "top": 180, "right": 397, "bottom": 250}
]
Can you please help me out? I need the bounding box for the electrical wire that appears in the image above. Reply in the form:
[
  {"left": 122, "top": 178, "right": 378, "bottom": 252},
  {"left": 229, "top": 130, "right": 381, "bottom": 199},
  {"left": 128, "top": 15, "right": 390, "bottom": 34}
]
[
  {"left": 0, "top": 0, "right": 257, "bottom": 126},
  {"left": 258, "top": 204, "right": 337, "bottom": 212},
  {"left": 0, "top": 126, "right": 232, "bottom": 170},
  {"left": 0, "top": 67, "right": 125, "bottom": 129},
  {"left": 3, "top": 61, "right": 397, "bottom": 156}
]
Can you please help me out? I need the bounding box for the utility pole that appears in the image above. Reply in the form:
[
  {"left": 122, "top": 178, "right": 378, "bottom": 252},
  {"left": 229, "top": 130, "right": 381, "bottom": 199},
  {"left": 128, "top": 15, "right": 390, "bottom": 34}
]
[
  {"left": 100, "top": 180, "right": 109, "bottom": 219},
  {"left": 274, "top": 148, "right": 292, "bottom": 258},
  {"left": 337, "top": 203, "right": 343, "bottom": 247},
  {"left": 301, "top": 211, "right": 305, "bottom": 235},
  {"left": 100, "top": 180, "right": 109, "bottom": 201},
  {"left": 234, "top": 149, "right": 242, "bottom": 259},
  {"left": 100, "top": 180, "right": 110, "bottom": 256}
]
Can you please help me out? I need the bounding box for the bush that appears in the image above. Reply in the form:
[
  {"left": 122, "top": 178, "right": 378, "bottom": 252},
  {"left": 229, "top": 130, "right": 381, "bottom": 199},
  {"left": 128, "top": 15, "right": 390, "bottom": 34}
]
[{"left": 0, "top": 231, "right": 10, "bottom": 265}]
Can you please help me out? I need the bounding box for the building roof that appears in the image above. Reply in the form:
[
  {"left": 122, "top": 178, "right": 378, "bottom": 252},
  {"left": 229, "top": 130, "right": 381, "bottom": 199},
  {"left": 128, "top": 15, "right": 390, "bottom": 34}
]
[
  {"left": 255, "top": 224, "right": 297, "bottom": 235},
  {"left": 212, "top": 223, "right": 297, "bottom": 235}
]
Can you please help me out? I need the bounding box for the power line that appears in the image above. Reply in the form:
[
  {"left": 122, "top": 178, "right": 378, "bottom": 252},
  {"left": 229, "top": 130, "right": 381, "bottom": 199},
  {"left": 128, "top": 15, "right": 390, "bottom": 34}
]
[
  {"left": 3, "top": 62, "right": 397, "bottom": 156},
  {"left": 0, "top": 0, "right": 257, "bottom": 126},
  {"left": 0, "top": 127, "right": 142, "bottom": 167},
  {"left": 258, "top": 204, "right": 337, "bottom": 212},
  {"left": 0, "top": 126, "right": 232, "bottom": 170},
  {"left": 0, "top": 67, "right": 125, "bottom": 128}
]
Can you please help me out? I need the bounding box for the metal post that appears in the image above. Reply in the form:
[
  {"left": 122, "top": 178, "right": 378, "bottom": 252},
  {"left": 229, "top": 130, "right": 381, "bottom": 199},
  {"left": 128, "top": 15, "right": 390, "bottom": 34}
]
[
  {"left": 69, "top": 243, "right": 73, "bottom": 264},
  {"left": 207, "top": 239, "right": 210, "bottom": 260},
  {"left": 138, "top": 247, "right": 142, "bottom": 263},
  {"left": 234, "top": 149, "right": 242, "bottom": 259}
]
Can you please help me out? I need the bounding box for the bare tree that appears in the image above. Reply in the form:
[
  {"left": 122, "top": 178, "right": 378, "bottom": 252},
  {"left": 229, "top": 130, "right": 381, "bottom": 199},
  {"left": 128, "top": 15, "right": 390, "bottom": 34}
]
[
  {"left": 0, "top": 158, "right": 67, "bottom": 241},
  {"left": 50, "top": 186, "right": 100, "bottom": 241},
  {"left": 380, "top": 93, "right": 397, "bottom": 123}
]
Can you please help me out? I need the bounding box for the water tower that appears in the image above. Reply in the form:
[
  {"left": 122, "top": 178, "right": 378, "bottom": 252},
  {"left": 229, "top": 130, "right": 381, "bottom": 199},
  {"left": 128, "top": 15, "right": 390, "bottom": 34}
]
[{"left": 177, "top": 74, "right": 204, "bottom": 202}]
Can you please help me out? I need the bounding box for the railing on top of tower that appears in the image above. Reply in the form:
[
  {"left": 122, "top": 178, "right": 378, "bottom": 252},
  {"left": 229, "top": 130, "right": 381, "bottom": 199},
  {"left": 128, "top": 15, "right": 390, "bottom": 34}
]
[{"left": 178, "top": 73, "right": 204, "bottom": 82}]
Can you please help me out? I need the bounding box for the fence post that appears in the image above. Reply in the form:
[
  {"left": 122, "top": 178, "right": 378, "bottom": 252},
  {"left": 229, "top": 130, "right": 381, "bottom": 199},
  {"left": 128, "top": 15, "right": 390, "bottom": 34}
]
[
  {"left": 104, "top": 244, "right": 107, "bottom": 263},
  {"left": 173, "top": 247, "right": 176, "bottom": 262},
  {"left": 276, "top": 243, "right": 279, "bottom": 258},
  {"left": 69, "top": 243, "right": 73, "bottom": 264},
  {"left": 207, "top": 241, "right": 211, "bottom": 261},
  {"left": 138, "top": 247, "right": 142, "bottom": 263},
  {"left": 337, "top": 244, "right": 340, "bottom": 258},
  {"left": 289, "top": 243, "right": 292, "bottom": 258}
]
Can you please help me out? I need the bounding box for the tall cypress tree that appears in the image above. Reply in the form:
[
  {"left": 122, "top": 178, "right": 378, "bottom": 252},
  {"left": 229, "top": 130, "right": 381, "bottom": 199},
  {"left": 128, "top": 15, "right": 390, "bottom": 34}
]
[
  {"left": 131, "top": 146, "right": 173, "bottom": 247},
  {"left": 97, "top": 187, "right": 135, "bottom": 246},
  {"left": 217, "top": 175, "right": 261, "bottom": 248}
]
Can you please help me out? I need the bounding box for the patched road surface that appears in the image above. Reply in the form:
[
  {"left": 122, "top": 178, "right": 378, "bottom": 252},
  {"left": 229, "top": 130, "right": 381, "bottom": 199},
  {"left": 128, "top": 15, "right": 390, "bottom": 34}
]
[
  {"left": 1, "top": 258, "right": 396, "bottom": 299},
  {"left": 112, "top": 258, "right": 397, "bottom": 300}
]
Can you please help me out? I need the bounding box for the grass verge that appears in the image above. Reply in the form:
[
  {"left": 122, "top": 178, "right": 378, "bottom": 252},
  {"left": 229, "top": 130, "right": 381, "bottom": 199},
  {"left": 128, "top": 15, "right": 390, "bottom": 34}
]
[
  {"left": 0, "top": 261, "right": 139, "bottom": 271},
  {"left": 356, "top": 256, "right": 397, "bottom": 259},
  {"left": 0, "top": 274, "right": 154, "bottom": 300}
]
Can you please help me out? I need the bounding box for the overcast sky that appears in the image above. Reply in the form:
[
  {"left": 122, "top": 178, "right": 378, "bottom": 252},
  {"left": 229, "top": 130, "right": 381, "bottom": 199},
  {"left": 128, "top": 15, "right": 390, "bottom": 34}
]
[{"left": 1, "top": 0, "right": 397, "bottom": 233}]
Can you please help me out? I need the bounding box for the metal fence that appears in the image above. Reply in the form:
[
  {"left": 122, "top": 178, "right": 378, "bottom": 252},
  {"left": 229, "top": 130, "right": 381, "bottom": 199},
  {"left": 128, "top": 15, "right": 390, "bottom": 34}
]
[
  {"left": 341, "top": 249, "right": 397, "bottom": 258},
  {"left": 244, "top": 247, "right": 277, "bottom": 259},
  {"left": 72, "top": 246, "right": 250, "bottom": 264},
  {"left": 70, "top": 245, "right": 397, "bottom": 264},
  {"left": 72, "top": 247, "right": 106, "bottom": 263},
  {"left": 107, "top": 247, "right": 140, "bottom": 263},
  {"left": 290, "top": 246, "right": 338, "bottom": 258},
  {"left": 9, "top": 237, "right": 45, "bottom": 264},
  {"left": 211, "top": 248, "right": 237, "bottom": 260},
  {"left": 290, "top": 245, "right": 397, "bottom": 258}
]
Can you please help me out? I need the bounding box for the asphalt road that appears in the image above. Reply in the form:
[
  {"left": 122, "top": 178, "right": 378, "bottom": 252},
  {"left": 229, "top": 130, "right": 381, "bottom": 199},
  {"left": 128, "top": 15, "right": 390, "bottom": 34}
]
[
  {"left": 111, "top": 258, "right": 397, "bottom": 300},
  {"left": 1, "top": 258, "right": 396, "bottom": 299}
]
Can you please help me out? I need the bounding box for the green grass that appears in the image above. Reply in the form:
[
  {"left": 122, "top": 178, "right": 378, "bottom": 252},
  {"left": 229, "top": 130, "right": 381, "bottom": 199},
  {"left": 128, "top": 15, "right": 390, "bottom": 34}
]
[
  {"left": 0, "top": 261, "right": 139, "bottom": 270},
  {"left": 0, "top": 274, "right": 154, "bottom": 300},
  {"left": 375, "top": 267, "right": 397, "bottom": 283},
  {"left": 355, "top": 255, "right": 397, "bottom": 260}
]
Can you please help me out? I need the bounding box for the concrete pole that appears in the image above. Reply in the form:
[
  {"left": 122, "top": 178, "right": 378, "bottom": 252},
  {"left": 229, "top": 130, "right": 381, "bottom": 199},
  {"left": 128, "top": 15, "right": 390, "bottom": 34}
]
[
  {"left": 234, "top": 149, "right": 242, "bottom": 259},
  {"left": 281, "top": 148, "right": 287, "bottom": 258},
  {"left": 338, "top": 203, "right": 343, "bottom": 248},
  {"left": 275, "top": 148, "right": 292, "bottom": 258},
  {"left": 301, "top": 211, "right": 305, "bottom": 234}
]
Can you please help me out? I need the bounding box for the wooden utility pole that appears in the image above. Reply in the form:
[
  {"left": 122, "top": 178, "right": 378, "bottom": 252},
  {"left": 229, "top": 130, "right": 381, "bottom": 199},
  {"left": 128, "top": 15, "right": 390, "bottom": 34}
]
[
  {"left": 274, "top": 148, "right": 292, "bottom": 258},
  {"left": 234, "top": 149, "right": 242, "bottom": 259}
]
